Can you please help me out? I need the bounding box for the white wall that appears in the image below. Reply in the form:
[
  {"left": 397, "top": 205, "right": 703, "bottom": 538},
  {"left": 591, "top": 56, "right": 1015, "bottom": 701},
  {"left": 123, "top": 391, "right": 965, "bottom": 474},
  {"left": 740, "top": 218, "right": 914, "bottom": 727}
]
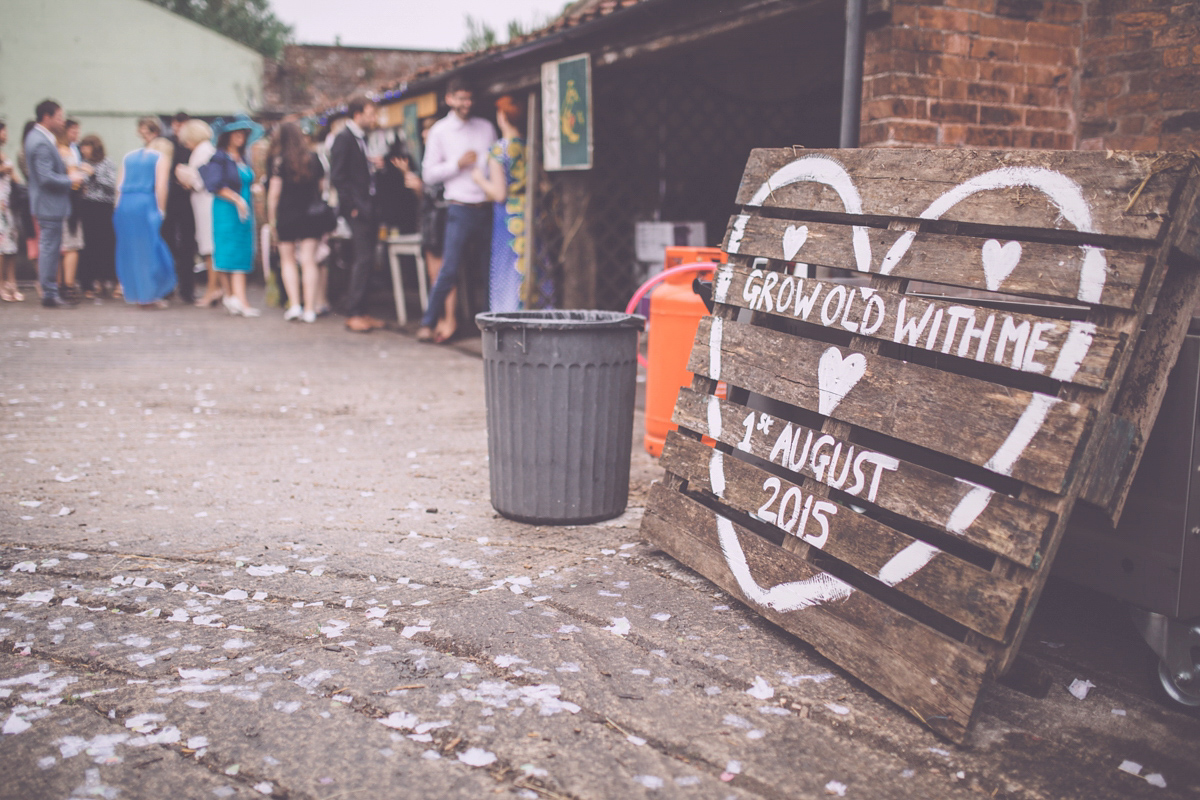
[{"left": 1, "top": 0, "right": 263, "bottom": 158}]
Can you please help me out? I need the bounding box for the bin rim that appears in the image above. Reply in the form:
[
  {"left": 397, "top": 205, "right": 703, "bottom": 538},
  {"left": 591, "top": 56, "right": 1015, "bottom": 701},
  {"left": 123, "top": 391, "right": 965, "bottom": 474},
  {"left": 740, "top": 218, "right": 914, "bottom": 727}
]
[{"left": 476, "top": 310, "right": 645, "bottom": 332}]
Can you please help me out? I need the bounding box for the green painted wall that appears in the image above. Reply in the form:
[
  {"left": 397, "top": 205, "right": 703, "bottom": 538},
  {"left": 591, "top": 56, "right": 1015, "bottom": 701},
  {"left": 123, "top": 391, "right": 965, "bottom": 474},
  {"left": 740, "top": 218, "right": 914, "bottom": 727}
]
[{"left": 1, "top": 0, "right": 263, "bottom": 159}]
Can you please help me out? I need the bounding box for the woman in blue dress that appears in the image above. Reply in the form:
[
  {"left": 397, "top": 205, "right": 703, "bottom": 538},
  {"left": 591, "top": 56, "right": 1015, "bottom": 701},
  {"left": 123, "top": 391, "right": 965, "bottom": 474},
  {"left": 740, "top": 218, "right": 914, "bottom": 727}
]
[
  {"left": 473, "top": 95, "right": 528, "bottom": 314},
  {"left": 112, "top": 117, "right": 176, "bottom": 307},
  {"left": 203, "top": 115, "right": 263, "bottom": 317}
]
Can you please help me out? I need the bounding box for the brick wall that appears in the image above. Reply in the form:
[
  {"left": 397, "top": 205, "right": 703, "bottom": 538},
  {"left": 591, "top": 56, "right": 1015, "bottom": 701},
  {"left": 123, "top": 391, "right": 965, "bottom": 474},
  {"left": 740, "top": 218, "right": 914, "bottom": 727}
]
[
  {"left": 262, "top": 45, "right": 455, "bottom": 116},
  {"left": 1078, "top": 0, "right": 1200, "bottom": 150},
  {"left": 861, "top": 0, "right": 1200, "bottom": 151},
  {"left": 861, "top": 0, "right": 1082, "bottom": 149}
]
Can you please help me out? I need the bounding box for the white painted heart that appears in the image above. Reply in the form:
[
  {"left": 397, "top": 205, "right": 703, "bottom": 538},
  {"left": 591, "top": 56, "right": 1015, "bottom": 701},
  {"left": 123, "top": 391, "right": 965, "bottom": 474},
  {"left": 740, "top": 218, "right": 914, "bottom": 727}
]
[
  {"left": 981, "top": 239, "right": 1022, "bottom": 291},
  {"left": 782, "top": 225, "right": 809, "bottom": 261},
  {"left": 818, "top": 347, "right": 867, "bottom": 417}
]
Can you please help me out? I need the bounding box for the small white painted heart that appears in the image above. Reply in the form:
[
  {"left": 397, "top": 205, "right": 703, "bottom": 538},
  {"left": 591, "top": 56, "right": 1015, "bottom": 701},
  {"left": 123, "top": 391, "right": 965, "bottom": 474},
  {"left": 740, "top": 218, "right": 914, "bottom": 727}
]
[
  {"left": 981, "top": 239, "right": 1022, "bottom": 291},
  {"left": 782, "top": 225, "right": 809, "bottom": 261},
  {"left": 818, "top": 347, "right": 867, "bottom": 417}
]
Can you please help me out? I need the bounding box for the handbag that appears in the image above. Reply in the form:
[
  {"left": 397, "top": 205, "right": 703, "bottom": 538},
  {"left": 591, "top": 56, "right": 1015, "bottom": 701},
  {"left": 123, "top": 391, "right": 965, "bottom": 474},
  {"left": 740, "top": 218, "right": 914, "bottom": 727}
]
[{"left": 306, "top": 198, "right": 337, "bottom": 235}]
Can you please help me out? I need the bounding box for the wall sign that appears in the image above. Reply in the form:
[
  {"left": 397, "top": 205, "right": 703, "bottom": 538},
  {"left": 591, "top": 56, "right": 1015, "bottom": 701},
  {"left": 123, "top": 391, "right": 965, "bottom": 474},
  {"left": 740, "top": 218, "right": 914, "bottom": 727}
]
[{"left": 541, "top": 54, "right": 592, "bottom": 171}]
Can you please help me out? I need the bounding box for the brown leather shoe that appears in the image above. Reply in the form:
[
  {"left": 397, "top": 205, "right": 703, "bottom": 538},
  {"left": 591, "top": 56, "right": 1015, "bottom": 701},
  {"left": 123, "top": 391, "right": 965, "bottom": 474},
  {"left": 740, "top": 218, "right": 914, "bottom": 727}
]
[{"left": 345, "top": 316, "right": 374, "bottom": 333}]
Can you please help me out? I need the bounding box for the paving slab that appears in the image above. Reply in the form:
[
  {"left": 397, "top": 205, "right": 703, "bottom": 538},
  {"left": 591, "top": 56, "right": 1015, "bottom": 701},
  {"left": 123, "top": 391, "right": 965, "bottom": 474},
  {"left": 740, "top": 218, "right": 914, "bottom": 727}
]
[{"left": 3, "top": 293, "right": 1200, "bottom": 799}]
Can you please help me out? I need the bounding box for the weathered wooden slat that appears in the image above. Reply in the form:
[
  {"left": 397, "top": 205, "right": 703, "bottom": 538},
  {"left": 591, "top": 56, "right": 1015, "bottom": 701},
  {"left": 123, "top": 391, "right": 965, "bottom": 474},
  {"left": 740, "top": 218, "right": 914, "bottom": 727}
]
[
  {"left": 1080, "top": 255, "right": 1200, "bottom": 520},
  {"left": 688, "top": 316, "right": 1094, "bottom": 493},
  {"left": 713, "top": 264, "right": 1123, "bottom": 388},
  {"left": 661, "top": 433, "right": 1026, "bottom": 642},
  {"left": 723, "top": 216, "right": 1148, "bottom": 310},
  {"left": 642, "top": 482, "right": 987, "bottom": 743},
  {"left": 733, "top": 149, "right": 1184, "bottom": 242},
  {"left": 671, "top": 388, "right": 1052, "bottom": 566}
]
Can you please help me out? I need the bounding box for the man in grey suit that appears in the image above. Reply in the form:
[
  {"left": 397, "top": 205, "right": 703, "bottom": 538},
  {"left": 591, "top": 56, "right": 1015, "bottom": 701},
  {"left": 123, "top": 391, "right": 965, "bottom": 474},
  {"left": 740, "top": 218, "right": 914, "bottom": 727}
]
[{"left": 25, "top": 99, "right": 82, "bottom": 308}]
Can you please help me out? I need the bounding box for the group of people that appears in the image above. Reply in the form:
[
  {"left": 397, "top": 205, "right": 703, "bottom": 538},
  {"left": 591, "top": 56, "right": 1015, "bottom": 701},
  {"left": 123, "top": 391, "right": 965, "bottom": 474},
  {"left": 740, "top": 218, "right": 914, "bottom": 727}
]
[{"left": 0, "top": 79, "right": 533, "bottom": 338}]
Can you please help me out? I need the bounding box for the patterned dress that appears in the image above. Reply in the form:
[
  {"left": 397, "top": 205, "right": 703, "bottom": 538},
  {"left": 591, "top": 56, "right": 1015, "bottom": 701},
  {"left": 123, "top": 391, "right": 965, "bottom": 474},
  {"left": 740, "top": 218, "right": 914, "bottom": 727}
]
[
  {"left": 0, "top": 156, "right": 18, "bottom": 256},
  {"left": 487, "top": 137, "right": 528, "bottom": 313}
]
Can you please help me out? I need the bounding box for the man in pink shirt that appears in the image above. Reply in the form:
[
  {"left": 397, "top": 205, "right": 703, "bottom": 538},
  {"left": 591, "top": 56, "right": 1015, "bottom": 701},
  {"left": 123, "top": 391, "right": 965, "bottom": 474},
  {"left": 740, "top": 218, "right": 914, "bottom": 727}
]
[{"left": 418, "top": 78, "right": 497, "bottom": 343}]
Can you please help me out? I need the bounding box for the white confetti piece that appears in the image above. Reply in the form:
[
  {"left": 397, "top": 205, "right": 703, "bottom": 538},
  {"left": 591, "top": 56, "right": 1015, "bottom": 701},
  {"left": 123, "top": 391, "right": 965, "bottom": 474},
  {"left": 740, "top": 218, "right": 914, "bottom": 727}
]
[
  {"left": 825, "top": 780, "right": 847, "bottom": 796},
  {"left": 604, "top": 617, "right": 631, "bottom": 636},
  {"left": 1112, "top": 708, "right": 1126, "bottom": 716},
  {"left": 746, "top": 677, "right": 774, "bottom": 700},
  {"left": 54, "top": 506, "right": 73, "bottom": 517},
  {"left": 254, "top": 782, "right": 274, "bottom": 795},
  {"left": 3, "top": 713, "right": 31, "bottom": 735},
  {"left": 67, "top": 552, "right": 89, "bottom": 560},
  {"left": 1118, "top": 760, "right": 1142, "bottom": 776},
  {"left": 10, "top": 562, "right": 37, "bottom": 573},
  {"left": 223, "top": 638, "right": 253, "bottom": 650},
  {"left": 458, "top": 747, "right": 497, "bottom": 767},
  {"left": 495, "top": 655, "right": 530, "bottom": 669},
  {"left": 1068, "top": 678, "right": 1095, "bottom": 700},
  {"left": 633, "top": 775, "right": 663, "bottom": 789},
  {"left": 651, "top": 613, "right": 672, "bottom": 622},
  {"left": 626, "top": 735, "right": 646, "bottom": 746},
  {"left": 1146, "top": 773, "right": 1166, "bottom": 788},
  {"left": 246, "top": 564, "right": 287, "bottom": 577},
  {"left": 18, "top": 500, "right": 43, "bottom": 508},
  {"left": 17, "top": 589, "right": 54, "bottom": 604},
  {"left": 401, "top": 625, "right": 431, "bottom": 639},
  {"left": 825, "top": 703, "right": 850, "bottom": 715}
]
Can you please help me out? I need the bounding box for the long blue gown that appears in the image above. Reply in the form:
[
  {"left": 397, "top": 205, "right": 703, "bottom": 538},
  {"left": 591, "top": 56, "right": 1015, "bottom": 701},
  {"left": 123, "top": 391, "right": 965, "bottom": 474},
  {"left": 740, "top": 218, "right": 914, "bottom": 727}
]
[{"left": 113, "top": 149, "right": 176, "bottom": 304}]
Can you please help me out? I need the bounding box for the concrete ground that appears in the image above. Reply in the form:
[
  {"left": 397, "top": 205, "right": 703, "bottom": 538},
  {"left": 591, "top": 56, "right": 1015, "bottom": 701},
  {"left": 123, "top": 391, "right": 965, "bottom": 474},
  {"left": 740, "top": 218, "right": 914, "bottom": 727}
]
[{"left": 1, "top": 289, "right": 1198, "bottom": 800}]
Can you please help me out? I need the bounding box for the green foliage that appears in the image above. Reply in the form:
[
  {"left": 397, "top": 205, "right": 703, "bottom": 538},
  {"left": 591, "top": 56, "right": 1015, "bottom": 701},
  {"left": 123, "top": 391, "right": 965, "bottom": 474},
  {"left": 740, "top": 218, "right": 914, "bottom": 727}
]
[
  {"left": 461, "top": 4, "right": 575, "bottom": 53},
  {"left": 146, "top": 0, "right": 293, "bottom": 58}
]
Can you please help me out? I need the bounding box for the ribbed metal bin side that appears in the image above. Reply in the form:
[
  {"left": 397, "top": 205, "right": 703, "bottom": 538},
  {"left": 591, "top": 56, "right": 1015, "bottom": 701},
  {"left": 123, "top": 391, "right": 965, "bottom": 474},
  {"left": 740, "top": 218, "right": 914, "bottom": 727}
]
[{"left": 478, "top": 311, "right": 643, "bottom": 525}]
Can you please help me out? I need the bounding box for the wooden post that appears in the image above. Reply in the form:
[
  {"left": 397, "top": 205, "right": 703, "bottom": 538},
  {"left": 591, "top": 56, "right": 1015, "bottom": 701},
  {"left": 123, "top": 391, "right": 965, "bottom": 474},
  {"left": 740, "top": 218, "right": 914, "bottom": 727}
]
[
  {"left": 560, "top": 171, "right": 596, "bottom": 309},
  {"left": 523, "top": 92, "right": 539, "bottom": 310}
]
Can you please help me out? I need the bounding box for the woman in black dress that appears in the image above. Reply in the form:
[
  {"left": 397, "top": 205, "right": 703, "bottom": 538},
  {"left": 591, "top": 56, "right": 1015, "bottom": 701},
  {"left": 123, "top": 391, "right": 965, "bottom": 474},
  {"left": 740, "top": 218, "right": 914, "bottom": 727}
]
[
  {"left": 76, "top": 135, "right": 118, "bottom": 297},
  {"left": 267, "top": 122, "right": 331, "bottom": 323}
]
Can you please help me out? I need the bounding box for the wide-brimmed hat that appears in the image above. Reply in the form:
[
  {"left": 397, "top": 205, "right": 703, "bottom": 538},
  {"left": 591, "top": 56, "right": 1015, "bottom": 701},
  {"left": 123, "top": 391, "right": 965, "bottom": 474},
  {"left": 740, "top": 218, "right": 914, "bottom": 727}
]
[{"left": 211, "top": 114, "right": 263, "bottom": 147}]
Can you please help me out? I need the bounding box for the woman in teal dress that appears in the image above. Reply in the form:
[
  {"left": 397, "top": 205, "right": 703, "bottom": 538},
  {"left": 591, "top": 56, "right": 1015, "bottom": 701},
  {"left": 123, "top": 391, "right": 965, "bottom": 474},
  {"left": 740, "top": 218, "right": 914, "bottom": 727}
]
[
  {"left": 112, "top": 117, "right": 176, "bottom": 306},
  {"left": 474, "top": 95, "right": 529, "bottom": 313},
  {"left": 202, "top": 115, "right": 263, "bottom": 317}
]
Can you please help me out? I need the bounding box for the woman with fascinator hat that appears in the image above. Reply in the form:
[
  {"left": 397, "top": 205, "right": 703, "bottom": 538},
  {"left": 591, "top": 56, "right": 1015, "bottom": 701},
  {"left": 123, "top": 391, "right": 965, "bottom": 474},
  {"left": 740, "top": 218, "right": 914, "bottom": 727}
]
[{"left": 202, "top": 114, "right": 263, "bottom": 317}]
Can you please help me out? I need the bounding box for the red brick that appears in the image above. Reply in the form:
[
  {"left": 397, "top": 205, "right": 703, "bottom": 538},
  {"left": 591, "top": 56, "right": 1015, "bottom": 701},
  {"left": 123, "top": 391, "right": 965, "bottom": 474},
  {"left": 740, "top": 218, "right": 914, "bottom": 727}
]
[
  {"left": 918, "top": 6, "right": 974, "bottom": 32},
  {"left": 1162, "top": 92, "right": 1200, "bottom": 111},
  {"left": 1041, "top": 1, "right": 1083, "bottom": 25},
  {"left": 1026, "top": 65, "right": 1073, "bottom": 86},
  {"left": 892, "top": 74, "right": 944, "bottom": 96},
  {"left": 912, "top": 28, "right": 949, "bottom": 51},
  {"left": 1115, "top": 11, "right": 1170, "bottom": 28},
  {"left": 946, "top": 0, "right": 996, "bottom": 14},
  {"left": 1109, "top": 92, "right": 1163, "bottom": 115},
  {"left": 1084, "top": 35, "right": 1128, "bottom": 58},
  {"left": 858, "top": 122, "right": 891, "bottom": 146},
  {"left": 965, "top": 126, "right": 1014, "bottom": 147},
  {"left": 890, "top": 121, "right": 941, "bottom": 144},
  {"left": 1106, "top": 134, "right": 1160, "bottom": 150},
  {"left": 1027, "top": 21, "right": 1079, "bottom": 45},
  {"left": 1193, "top": 43, "right": 1200, "bottom": 62},
  {"left": 1109, "top": 49, "right": 1160, "bottom": 72},
  {"left": 1162, "top": 131, "right": 1200, "bottom": 150},
  {"left": 967, "top": 82, "right": 1013, "bottom": 102},
  {"left": 1153, "top": 24, "right": 1200, "bottom": 49},
  {"left": 1164, "top": 46, "right": 1193, "bottom": 67},
  {"left": 1080, "top": 98, "right": 1108, "bottom": 118},
  {"left": 1031, "top": 130, "right": 1060, "bottom": 148},
  {"left": 945, "top": 32, "right": 973, "bottom": 56},
  {"left": 1026, "top": 108, "right": 1072, "bottom": 129},
  {"left": 1118, "top": 115, "right": 1147, "bottom": 134},
  {"left": 1053, "top": 132, "right": 1075, "bottom": 149},
  {"left": 939, "top": 123, "right": 970, "bottom": 144},
  {"left": 1079, "top": 136, "right": 1106, "bottom": 150},
  {"left": 1152, "top": 66, "right": 1200, "bottom": 92},
  {"left": 920, "top": 53, "right": 980, "bottom": 79},
  {"left": 977, "top": 61, "right": 1024, "bottom": 83},
  {"left": 975, "top": 15, "right": 1027, "bottom": 40},
  {"left": 891, "top": 4, "right": 920, "bottom": 26},
  {"left": 929, "top": 100, "right": 979, "bottom": 122},
  {"left": 942, "top": 78, "right": 971, "bottom": 100},
  {"left": 970, "top": 37, "right": 1019, "bottom": 60},
  {"left": 1017, "top": 86, "right": 1073, "bottom": 108},
  {"left": 1011, "top": 129, "right": 1033, "bottom": 148},
  {"left": 980, "top": 105, "right": 1024, "bottom": 125},
  {"left": 1021, "top": 42, "right": 1076, "bottom": 66}
]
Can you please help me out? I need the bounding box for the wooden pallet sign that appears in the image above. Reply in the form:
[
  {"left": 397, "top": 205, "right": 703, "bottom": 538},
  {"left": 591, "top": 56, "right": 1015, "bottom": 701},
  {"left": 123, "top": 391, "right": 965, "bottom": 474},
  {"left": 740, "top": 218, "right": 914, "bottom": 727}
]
[{"left": 640, "top": 148, "right": 1200, "bottom": 742}]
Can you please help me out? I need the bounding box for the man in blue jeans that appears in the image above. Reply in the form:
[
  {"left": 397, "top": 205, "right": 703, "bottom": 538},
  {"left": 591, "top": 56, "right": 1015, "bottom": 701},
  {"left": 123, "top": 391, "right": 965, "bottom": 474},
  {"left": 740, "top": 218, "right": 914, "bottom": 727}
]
[
  {"left": 418, "top": 79, "right": 496, "bottom": 343},
  {"left": 24, "top": 99, "right": 82, "bottom": 308}
]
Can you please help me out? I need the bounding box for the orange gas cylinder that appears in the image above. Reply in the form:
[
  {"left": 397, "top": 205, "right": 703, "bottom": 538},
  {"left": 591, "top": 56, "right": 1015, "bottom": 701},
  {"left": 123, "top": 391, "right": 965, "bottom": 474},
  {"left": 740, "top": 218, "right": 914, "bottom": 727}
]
[{"left": 643, "top": 246, "right": 727, "bottom": 457}]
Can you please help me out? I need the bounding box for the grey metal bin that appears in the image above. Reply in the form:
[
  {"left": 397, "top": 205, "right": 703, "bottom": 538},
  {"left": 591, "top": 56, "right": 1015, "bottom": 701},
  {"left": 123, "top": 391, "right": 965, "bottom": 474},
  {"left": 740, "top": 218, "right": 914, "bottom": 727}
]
[{"left": 476, "top": 310, "right": 645, "bottom": 525}]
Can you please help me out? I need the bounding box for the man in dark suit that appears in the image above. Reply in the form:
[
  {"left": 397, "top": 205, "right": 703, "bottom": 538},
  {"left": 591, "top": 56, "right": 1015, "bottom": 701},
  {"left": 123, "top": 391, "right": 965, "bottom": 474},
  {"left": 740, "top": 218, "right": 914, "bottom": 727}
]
[
  {"left": 330, "top": 96, "right": 384, "bottom": 333},
  {"left": 164, "top": 111, "right": 197, "bottom": 303},
  {"left": 24, "top": 99, "right": 81, "bottom": 308}
]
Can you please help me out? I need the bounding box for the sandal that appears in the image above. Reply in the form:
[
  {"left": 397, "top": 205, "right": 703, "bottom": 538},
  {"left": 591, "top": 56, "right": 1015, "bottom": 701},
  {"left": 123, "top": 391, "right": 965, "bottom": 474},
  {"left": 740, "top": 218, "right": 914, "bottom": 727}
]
[
  {"left": 416, "top": 326, "right": 435, "bottom": 343},
  {"left": 0, "top": 284, "right": 13, "bottom": 302}
]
